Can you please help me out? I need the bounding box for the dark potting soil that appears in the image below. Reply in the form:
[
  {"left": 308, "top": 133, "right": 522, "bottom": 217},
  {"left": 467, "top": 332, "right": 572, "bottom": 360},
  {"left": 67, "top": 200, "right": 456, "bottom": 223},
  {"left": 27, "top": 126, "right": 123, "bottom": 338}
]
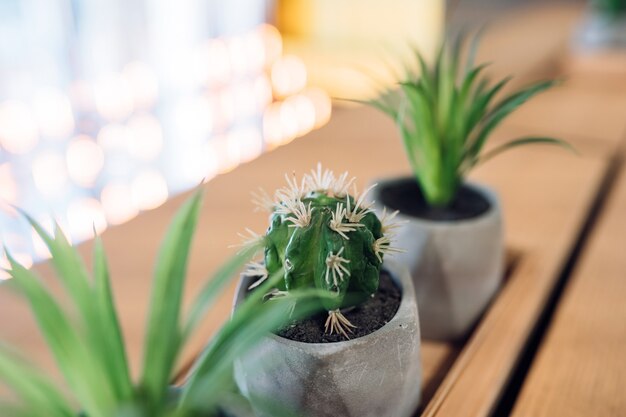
[
  {"left": 276, "top": 271, "right": 401, "bottom": 343},
  {"left": 378, "top": 178, "right": 491, "bottom": 221}
]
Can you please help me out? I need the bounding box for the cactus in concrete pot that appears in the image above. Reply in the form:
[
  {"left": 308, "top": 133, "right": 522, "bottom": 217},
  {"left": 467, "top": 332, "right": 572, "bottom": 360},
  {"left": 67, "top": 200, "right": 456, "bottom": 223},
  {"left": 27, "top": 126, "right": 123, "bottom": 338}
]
[{"left": 241, "top": 164, "right": 401, "bottom": 338}]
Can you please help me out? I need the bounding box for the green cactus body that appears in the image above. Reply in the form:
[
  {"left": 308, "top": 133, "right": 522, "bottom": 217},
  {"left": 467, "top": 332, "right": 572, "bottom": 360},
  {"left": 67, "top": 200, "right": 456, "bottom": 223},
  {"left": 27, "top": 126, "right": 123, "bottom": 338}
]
[
  {"left": 242, "top": 165, "right": 401, "bottom": 337},
  {"left": 265, "top": 191, "right": 383, "bottom": 311}
]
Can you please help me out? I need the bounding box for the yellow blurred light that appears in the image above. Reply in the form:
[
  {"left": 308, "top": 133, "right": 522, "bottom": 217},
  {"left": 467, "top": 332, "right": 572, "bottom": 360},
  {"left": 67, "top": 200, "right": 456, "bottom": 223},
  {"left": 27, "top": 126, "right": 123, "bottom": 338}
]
[
  {"left": 303, "top": 87, "right": 332, "bottom": 128},
  {"left": 0, "top": 100, "right": 39, "bottom": 154},
  {"left": 131, "top": 171, "right": 168, "bottom": 211},
  {"left": 32, "top": 152, "right": 68, "bottom": 195},
  {"left": 259, "top": 24, "right": 283, "bottom": 66},
  {"left": 67, "top": 198, "right": 107, "bottom": 241},
  {"left": 66, "top": 135, "right": 105, "bottom": 187},
  {"left": 94, "top": 74, "right": 135, "bottom": 121},
  {"left": 271, "top": 55, "right": 307, "bottom": 97},
  {"left": 100, "top": 183, "right": 138, "bottom": 225},
  {"left": 33, "top": 89, "right": 75, "bottom": 139},
  {"left": 123, "top": 61, "right": 159, "bottom": 109},
  {"left": 127, "top": 113, "right": 163, "bottom": 160}
]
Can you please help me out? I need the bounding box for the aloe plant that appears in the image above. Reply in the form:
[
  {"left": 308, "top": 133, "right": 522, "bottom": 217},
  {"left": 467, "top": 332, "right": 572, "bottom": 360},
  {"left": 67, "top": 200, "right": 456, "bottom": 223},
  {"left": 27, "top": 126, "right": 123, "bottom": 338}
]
[
  {"left": 0, "top": 190, "right": 320, "bottom": 417},
  {"left": 240, "top": 165, "right": 401, "bottom": 338},
  {"left": 593, "top": 0, "right": 626, "bottom": 17},
  {"left": 367, "top": 33, "right": 573, "bottom": 208}
]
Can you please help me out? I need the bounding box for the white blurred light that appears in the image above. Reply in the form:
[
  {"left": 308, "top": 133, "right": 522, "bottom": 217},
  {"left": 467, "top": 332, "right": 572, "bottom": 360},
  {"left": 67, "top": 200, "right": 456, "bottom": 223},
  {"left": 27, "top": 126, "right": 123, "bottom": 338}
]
[
  {"left": 33, "top": 88, "right": 74, "bottom": 139},
  {"left": 101, "top": 183, "right": 138, "bottom": 225},
  {"left": 288, "top": 94, "right": 316, "bottom": 135},
  {"left": 180, "top": 144, "right": 219, "bottom": 184},
  {"left": 0, "top": 251, "right": 33, "bottom": 277},
  {"left": 69, "top": 80, "right": 94, "bottom": 112},
  {"left": 208, "top": 137, "right": 240, "bottom": 173},
  {"left": 229, "top": 127, "right": 263, "bottom": 162},
  {"left": 232, "top": 81, "right": 259, "bottom": 118},
  {"left": 279, "top": 100, "right": 300, "bottom": 143},
  {"left": 127, "top": 114, "right": 163, "bottom": 160},
  {"left": 97, "top": 124, "right": 132, "bottom": 150},
  {"left": 94, "top": 74, "right": 135, "bottom": 121},
  {"left": 0, "top": 253, "right": 9, "bottom": 280},
  {"left": 244, "top": 32, "right": 266, "bottom": 72},
  {"left": 67, "top": 198, "right": 107, "bottom": 241},
  {"left": 0, "top": 163, "right": 18, "bottom": 211},
  {"left": 262, "top": 102, "right": 283, "bottom": 148},
  {"left": 304, "top": 87, "right": 332, "bottom": 128},
  {"left": 0, "top": 101, "right": 39, "bottom": 154},
  {"left": 131, "top": 171, "right": 169, "bottom": 211},
  {"left": 271, "top": 55, "right": 307, "bottom": 97},
  {"left": 32, "top": 152, "right": 68, "bottom": 195},
  {"left": 260, "top": 24, "right": 282, "bottom": 66},
  {"left": 254, "top": 75, "right": 273, "bottom": 109},
  {"left": 228, "top": 36, "right": 250, "bottom": 75},
  {"left": 31, "top": 216, "right": 55, "bottom": 259},
  {"left": 123, "top": 61, "right": 159, "bottom": 109},
  {"left": 66, "top": 135, "right": 105, "bottom": 187},
  {"left": 205, "top": 39, "right": 232, "bottom": 86},
  {"left": 173, "top": 97, "right": 213, "bottom": 139}
]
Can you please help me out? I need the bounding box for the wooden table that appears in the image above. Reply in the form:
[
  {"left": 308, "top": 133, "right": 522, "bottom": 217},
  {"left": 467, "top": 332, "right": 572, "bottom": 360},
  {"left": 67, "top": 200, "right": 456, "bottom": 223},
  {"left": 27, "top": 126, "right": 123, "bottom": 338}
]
[{"left": 1, "top": 3, "right": 626, "bottom": 416}]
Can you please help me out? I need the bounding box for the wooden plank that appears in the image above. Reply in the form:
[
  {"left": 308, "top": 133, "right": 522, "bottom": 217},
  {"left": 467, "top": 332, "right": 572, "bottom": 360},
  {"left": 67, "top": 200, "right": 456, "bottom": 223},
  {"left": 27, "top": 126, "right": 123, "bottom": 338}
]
[
  {"left": 419, "top": 136, "right": 608, "bottom": 417},
  {"left": 511, "top": 166, "right": 626, "bottom": 417},
  {"left": 503, "top": 84, "right": 626, "bottom": 158}
]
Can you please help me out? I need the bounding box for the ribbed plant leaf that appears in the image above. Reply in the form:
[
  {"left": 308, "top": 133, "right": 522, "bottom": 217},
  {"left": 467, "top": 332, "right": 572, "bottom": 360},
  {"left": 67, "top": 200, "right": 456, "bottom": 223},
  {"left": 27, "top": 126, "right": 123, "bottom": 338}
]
[
  {"left": 4, "top": 252, "right": 114, "bottom": 417},
  {"left": 140, "top": 190, "right": 203, "bottom": 412},
  {"left": 475, "top": 137, "right": 576, "bottom": 166},
  {"left": 0, "top": 345, "right": 74, "bottom": 417},
  {"left": 93, "top": 237, "right": 133, "bottom": 401}
]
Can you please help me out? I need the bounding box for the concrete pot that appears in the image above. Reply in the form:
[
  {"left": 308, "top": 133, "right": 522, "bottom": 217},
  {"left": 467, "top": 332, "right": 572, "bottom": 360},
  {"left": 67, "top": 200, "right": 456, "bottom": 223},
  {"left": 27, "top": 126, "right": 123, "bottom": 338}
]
[
  {"left": 233, "top": 262, "right": 421, "bottom": 417},
  {"left": 371, "top": 177, "right": 504, "bottom": 341}
]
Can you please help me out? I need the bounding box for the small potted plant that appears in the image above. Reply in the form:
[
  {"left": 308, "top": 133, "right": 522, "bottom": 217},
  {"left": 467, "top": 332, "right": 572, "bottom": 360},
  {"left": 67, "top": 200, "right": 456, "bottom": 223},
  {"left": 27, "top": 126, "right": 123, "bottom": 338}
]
[
  {"left": 233, "top": 165, "right": 422, "bottom": 417},
  {"left": 0, "top": 190, "right": 315, "bottom": 417},
  {"left": 576, "top": 0, "right": 626, "bottom": 50},
  {"left": 364, "top": 35, "right": 572, "bottom": 341}
]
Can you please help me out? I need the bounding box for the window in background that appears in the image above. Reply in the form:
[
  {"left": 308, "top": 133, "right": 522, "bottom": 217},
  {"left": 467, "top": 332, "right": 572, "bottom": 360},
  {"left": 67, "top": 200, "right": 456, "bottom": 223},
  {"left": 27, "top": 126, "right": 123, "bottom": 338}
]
[{"left": 0, "top": 0, "right": 331, "bottom": 274}]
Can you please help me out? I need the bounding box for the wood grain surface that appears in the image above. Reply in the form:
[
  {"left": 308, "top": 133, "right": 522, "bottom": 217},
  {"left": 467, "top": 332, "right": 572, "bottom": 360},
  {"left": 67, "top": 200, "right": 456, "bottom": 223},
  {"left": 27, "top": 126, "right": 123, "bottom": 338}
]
[
  {"left": 0, "top": 3, "right": 621, "bottom": 416},
  {"left": 511, "top": 163, "right": 626, "bottom": 417}
]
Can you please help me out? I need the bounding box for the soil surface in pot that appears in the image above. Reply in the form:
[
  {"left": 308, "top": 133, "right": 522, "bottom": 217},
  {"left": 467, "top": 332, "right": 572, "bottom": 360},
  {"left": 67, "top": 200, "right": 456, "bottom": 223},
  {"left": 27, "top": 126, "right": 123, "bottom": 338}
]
[
  {"left": 277, "top": 271, "right": 401, "bottom": 343},
  {"left": 379, "top": 178, "right": 491, "bottom": 221}
]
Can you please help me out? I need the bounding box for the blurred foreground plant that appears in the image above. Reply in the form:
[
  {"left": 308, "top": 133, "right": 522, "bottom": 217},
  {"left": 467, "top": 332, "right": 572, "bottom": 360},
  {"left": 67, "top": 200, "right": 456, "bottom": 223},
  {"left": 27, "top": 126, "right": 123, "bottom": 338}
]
[{"left": 0, "top": 190, "right": 322, "bottom": 417}]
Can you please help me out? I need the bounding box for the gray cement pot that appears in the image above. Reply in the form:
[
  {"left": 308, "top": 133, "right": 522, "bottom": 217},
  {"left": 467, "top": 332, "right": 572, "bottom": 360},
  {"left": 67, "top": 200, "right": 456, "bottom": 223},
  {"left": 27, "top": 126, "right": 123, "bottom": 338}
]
[
  {"left": 371, "top": 178, "right": 504, "bottom": 341},
  {"left": 233, "top": 261, "right": 421, "bottom": 417}
]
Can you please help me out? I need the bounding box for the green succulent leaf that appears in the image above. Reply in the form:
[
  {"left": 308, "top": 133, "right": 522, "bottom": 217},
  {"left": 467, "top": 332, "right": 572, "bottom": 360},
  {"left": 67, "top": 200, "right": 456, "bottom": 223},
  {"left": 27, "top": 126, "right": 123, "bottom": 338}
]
[
  {"left": 140, "top": 190, "right": 203, "bottom": 412},
  {"left": 363, "top": 32, "right": 570, "bottom": 208},
  {"left": 475, "top": 136, "right": 577, "bottom": 166}
]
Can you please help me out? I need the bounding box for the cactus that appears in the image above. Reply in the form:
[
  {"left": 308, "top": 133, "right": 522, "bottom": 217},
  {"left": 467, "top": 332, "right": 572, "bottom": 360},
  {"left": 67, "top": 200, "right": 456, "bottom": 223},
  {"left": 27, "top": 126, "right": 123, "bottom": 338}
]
[{"left": 240, "top": 164, "right": 402, "bottom": 338}]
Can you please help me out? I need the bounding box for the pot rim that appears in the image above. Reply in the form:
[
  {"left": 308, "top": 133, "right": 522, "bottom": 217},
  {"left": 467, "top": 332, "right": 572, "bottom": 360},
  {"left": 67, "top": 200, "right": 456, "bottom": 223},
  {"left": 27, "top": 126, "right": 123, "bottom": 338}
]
[
  {"left": 371, "top": 176, "right": 501, "bottom": 227},
  {"left": 232, "top": 260, "right": 416, "bottom": 350}
]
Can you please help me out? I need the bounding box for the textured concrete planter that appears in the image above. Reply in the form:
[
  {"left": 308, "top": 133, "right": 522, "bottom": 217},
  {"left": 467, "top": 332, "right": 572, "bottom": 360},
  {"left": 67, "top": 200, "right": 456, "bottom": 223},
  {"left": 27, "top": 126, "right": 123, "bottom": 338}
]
[
  {"left": 233, "top": 262, "right": 421, "bottom": 417},
  {"left": 371, "top": 177, "right": 504, "bottom": 341}
]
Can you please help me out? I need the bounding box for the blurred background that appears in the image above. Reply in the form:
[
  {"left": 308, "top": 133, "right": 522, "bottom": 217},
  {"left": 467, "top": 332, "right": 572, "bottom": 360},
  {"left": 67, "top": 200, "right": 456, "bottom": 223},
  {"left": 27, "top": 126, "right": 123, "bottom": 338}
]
[{"left": 0, "top": 0, "right": 615, "bottom": 273}]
